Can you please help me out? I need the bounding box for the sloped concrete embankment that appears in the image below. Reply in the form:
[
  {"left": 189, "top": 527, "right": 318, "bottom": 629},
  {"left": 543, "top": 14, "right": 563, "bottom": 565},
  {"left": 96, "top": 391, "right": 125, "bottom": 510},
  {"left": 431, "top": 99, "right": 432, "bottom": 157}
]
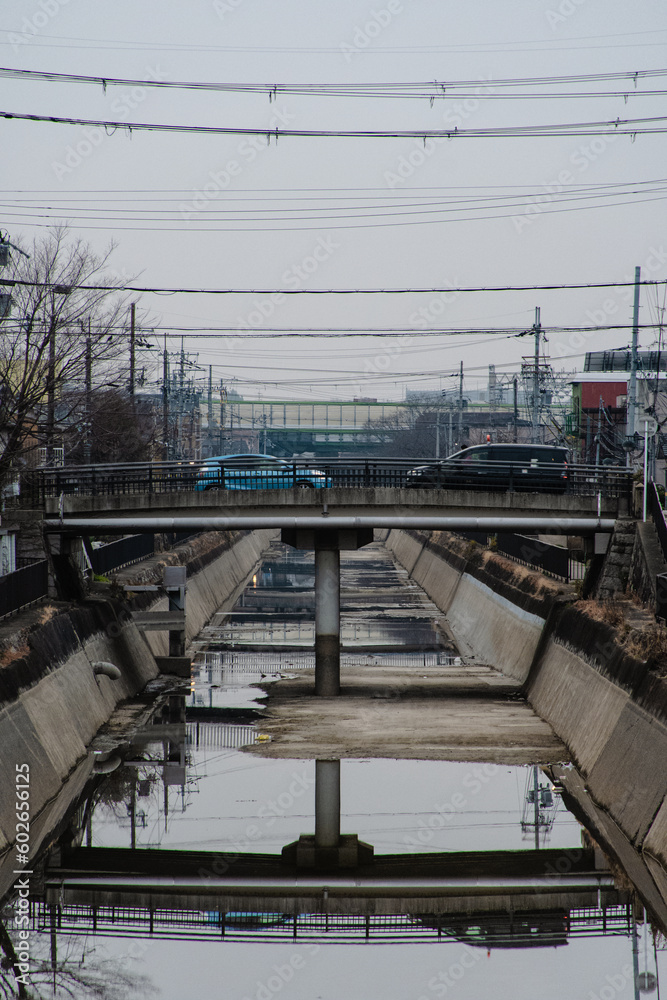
[
  {"left": 116, "top": 528, "right": 278, "bottom": 654},
  {"left": 385, "top": 527, "right": 667, "bottom": 915},
  {"left": 385, "top": 528, "right": 565, "bottom": 682},
  {"left": 0, "top": 600, "right": 158, "bottom": 856},
  {"left": 0, "top": 528, "right": 277, "bottom": 858}
]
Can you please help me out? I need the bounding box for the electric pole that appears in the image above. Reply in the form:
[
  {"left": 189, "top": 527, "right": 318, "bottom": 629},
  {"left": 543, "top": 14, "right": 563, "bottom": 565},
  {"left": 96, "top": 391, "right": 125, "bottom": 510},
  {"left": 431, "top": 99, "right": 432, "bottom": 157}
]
[
  {"left": 162, "top": 336, "right": 170, "bottom": 460},
  {"left": 628, "top": 265, "right": 641, "bottom": 446},
  {"left": 458, "top": 361, "right": 463, "bottom": 448},
  {"left": 129, "top": 302, "right": 136, "bottom": 399},
  {"left": 531, "top": 306, "right": 541, "bottom": 444},
  {"left": 84, "top": 322, "right": 92, "bottom": 464}
]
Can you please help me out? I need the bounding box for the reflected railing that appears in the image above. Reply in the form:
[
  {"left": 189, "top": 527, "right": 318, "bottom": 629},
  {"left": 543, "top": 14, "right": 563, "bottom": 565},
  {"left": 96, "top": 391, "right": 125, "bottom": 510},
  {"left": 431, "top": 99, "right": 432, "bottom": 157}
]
[{"left": 25, "top": 901, "right": 635, "bottom": 945}]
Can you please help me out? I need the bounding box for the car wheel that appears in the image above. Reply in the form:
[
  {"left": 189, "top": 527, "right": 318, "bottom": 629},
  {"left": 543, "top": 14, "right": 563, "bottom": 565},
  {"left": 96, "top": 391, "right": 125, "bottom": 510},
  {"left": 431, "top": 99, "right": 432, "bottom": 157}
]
[{"left": 295, "top": 480, "right": 315, "bottom": 489}]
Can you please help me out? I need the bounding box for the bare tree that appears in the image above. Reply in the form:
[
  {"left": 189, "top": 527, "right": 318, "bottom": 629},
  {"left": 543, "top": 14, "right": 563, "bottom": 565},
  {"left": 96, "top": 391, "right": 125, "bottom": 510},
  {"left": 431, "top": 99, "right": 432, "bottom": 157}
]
[
  {"left": 0, "top": 922, "right": 158, "bottom": 1000},
  {"left": 0, "top": 226, "right": 132, "bottom": 487},
  {"left": 64, "top": 389, "right": 158, "bottom": 464},
  {"left": 365, "top": 404, "right": 464, "bottom": 458}
]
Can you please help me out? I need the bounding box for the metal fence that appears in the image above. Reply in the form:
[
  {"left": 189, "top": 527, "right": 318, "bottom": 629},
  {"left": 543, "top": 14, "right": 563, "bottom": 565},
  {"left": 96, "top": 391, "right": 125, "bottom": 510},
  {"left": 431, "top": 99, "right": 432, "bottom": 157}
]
[
  {"left": 19, "top": 457, "right": 633, "bottom": 505},
  {"left": 23, "top": 901, "right": 633, "bottom": 944},
  {"left": 0, "top": 559, "right": 48, "bottom": 618},
  {"left": 495, "top": 532, "right": 570, "bottom": 581},
  {"left": 458, "top": 530, "right": 580, "bottom": 582},
  {"left": 649, "top": 481, "right": 667, "bottom": 560},
  {"left": 89, "top": 534, "right": 155, "bottom": 576}
]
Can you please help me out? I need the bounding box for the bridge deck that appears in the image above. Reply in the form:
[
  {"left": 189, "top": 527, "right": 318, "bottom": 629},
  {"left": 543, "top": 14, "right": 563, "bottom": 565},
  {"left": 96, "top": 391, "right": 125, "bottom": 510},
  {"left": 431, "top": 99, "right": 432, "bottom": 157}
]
[{"left": 44, "top": 486, "right": 629, "bottom": 520}]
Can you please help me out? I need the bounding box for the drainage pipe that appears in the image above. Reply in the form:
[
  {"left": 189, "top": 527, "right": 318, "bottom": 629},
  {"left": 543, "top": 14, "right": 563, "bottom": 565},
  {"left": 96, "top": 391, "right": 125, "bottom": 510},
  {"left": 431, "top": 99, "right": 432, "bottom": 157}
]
[
  {"left": 47, "top": 875, "right": 614, "bottom": 892},
  {"left": 45, "top": 516, "right": 617, "bottom": 535}
]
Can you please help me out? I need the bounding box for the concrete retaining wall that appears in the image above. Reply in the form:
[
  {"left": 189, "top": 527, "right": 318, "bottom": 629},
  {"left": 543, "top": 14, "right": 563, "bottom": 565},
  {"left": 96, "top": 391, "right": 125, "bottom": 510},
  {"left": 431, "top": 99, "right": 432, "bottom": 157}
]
[
  {"left": 117, "top": 528, "right": 278, "bottom": 655},
  {"left": 385, "top": 527, "right": 667, "bottom": 916},
  {"left": 385, "top": 529, "right": 560, "bottom": 682},
  {"left": 0, "top": 528, "right": 277, "bottom": 856}
]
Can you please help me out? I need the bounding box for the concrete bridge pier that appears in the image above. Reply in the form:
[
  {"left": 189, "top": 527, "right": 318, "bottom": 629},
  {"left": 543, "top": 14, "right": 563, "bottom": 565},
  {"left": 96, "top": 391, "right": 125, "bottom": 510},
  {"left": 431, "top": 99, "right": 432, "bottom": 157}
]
[
  {"left": 314, "top": 759, "right": 341, "bottom": 848},
  {"left": 281, "top": 526, "right": 374, "bottom": 696},
  {"left": 315, "top": 548, "right": 340, "bottom": 695},
  {"left": 282, "top": 758, "right": 374, "bottom": 869}
]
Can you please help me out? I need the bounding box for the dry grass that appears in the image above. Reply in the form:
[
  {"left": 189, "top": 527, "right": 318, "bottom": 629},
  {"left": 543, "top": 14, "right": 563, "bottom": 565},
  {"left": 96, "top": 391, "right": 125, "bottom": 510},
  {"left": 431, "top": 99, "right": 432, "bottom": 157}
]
[
  {"left": 575, "top": 599, "right": 627, "bottom": 628},
  {"left": 0, "top": 635, "right": 30, "bottom": 667},
  {"left": 575, "top": 599, "right": 667, "bottom": 669}
]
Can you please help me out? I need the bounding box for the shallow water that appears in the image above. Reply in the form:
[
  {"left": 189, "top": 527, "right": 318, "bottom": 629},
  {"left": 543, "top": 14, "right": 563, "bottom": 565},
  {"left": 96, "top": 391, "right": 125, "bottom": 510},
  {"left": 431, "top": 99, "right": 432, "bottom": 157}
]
[{"left": 1, "top": 539, "right": 664, "bottom": 999}]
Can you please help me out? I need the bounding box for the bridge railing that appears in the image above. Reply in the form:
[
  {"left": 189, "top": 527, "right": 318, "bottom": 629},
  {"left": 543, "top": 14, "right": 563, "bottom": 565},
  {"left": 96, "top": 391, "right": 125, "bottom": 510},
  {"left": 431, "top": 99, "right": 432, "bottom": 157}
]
[
  {"left": 23, "top": 900, "right": 632, "bottom": 944},
  {"left": 17, "top": 457, "right": 633, "bottom": 505}
]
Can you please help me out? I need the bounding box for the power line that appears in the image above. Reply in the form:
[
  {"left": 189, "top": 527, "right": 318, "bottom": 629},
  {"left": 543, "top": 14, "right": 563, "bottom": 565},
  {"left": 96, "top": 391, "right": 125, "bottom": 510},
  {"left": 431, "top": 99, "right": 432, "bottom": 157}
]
[
  {"left": 1, "top": 277, "right": 665, "bottom": 295},
  {"left": 1, "top": 26, "right": 666, "bottom": 54},
  {"left": 3, "top": 109, "right": 667, "bottom": 139},
  {"left": 3, "top": 65, "right": 667, "bottom": 99}
]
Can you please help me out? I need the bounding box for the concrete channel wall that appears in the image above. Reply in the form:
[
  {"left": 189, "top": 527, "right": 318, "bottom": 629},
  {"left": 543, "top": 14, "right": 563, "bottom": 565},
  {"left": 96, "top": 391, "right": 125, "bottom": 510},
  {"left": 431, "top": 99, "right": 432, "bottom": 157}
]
[
  {"left": 0, "top": 528, "right": 277, "bottom": 855},
  {"left": 385, "top": 527, "right": 667, "bottom": 908},
  {"left": 117, "top": 528, "right": 278, "bottom": 655}
]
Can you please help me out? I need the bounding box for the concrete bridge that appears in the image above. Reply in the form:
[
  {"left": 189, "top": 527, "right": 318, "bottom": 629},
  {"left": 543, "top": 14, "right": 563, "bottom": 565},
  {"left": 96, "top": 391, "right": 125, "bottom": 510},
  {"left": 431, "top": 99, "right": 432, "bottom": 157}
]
[
  {"left": 42, "top": 483, "right": 630, "bottom": 521},
  {"left": 40, "top": 485, "right": 621, "bottom": 696}
]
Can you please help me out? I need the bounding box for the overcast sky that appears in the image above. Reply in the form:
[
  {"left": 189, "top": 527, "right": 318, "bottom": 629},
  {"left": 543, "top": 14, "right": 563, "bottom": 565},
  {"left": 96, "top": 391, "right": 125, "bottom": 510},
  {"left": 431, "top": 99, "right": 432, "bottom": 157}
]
[{"left": 2, "top": 0, "right": 667, "bottom": 404}]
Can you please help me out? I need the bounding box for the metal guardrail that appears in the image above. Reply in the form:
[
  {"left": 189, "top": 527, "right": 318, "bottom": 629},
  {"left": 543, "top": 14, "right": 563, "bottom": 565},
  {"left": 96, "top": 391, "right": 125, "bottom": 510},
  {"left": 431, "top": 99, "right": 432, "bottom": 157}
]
[
  {"left": 495, "top": 532, "right": 570, "bottom": 581},
  {"left": 0, "top": 559, "right": 48, "bottom": 618},
  {"left": 23, "top": 901, "right": 633, "bottom": 944},
  {"left": 89, "top": 534, "right": 155, "bottom": 576},
  {"left": 17, "top": 457, "right": 633, "bottom": 505},
  {"left": 649, "top": 481, "right": 667, "bottom": 560},
  {"left": 457, "top": 530, "right": 583, "bottom": 583}
]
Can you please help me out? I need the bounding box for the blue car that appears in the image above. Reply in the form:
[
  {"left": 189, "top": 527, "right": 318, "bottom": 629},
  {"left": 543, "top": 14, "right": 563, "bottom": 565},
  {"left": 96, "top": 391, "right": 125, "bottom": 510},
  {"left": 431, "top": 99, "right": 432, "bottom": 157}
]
[{"left": 195, "top": 453, "right": 330, "bottom": 491}]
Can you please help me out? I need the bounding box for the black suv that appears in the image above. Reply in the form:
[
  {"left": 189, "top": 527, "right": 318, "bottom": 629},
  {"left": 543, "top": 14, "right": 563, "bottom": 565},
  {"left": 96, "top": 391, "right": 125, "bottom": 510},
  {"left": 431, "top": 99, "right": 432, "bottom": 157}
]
[{"left": 406, "top": 443, "right": 569, "bottom": 493}]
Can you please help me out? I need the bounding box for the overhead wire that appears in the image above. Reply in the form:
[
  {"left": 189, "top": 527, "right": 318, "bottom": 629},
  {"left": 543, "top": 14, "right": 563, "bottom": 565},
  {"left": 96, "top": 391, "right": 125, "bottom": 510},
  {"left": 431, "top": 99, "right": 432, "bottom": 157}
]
[
  {"left": 1, "top": 26, "right": 666, "bottom": 54},
  {"left": 1, "top": 276, "right": 664, "bottom": 295},
  {"left": 2, "top": 65, "right": 667, "bottom": 99},
  {"left": 3, "top": 108, "right": 667, "bottom": 138}
]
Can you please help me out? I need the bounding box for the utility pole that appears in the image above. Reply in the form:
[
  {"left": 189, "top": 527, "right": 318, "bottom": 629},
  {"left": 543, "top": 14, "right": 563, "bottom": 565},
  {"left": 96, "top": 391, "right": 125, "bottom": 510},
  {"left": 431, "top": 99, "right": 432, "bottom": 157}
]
[
  {"left": 45, "top": 312, "right": 57, "bottom": 466},
  {"left": 162, "top": 336, "right": 170, "bottom": 460},
  {"left": 531, "top": 306, "right": 541, "bottom": 444},
  {"left": 458, "top": 361, "right": 463, "bottom": 448},
  {"left": 207, "top": 365, "right": 213, "bottom": 428},
  {"left": 513, "top": 376, "right": 519, "bottom": 442},
  {"left": 595, "top": 395, "right": 603, "bottom": 468},
  {"left": 628, "top": 265, "right": 641, "bottom": 446},
  {"left": 84, "top": 323, "right": 92, "bottom": 464},
  {"left": 219, "top": 381, "right": 226, "bottom": 453},
  {"left": 129, "top": 302, "right": 136, "bottom": 399}
]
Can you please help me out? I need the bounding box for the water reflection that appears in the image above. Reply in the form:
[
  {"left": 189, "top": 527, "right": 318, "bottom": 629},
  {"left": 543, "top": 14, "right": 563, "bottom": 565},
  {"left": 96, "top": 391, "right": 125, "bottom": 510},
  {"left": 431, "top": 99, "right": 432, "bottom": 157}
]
[{"left": 0, "top": 540, "right": 665, "bottom": 998}]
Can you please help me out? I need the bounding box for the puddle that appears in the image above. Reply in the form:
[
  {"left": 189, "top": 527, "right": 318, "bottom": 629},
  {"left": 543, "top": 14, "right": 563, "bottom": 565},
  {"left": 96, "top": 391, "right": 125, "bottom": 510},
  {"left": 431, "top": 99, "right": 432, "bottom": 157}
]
[{"left": 0, "top": 540, "right": 664, "bottom": 999}]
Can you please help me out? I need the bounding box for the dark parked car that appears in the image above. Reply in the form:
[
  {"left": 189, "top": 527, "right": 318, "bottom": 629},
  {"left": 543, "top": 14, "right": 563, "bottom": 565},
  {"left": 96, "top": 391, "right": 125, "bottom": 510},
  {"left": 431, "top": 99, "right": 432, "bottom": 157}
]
[{"left": 406, "top": 443, "right": 569, "bottom": 493}]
